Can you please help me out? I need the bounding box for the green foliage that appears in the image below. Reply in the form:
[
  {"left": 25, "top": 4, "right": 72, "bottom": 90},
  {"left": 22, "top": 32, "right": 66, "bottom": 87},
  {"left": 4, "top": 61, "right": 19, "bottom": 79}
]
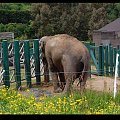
[
  {"left": 31, "top": 3, "right": 90, "bottom": 41},
  {"left": 1, "top": 87, "right": 120, "bottom": 114},
  {"left": 107, "top": 3, "right": 120, "bottom": 21},
  {"left": 0, "top": 10, "right": 32, "bottom": 24},
  {"left": 0, "top": 3, "right": 31, "bottom": 11},
  {"left": 88, "top": 3, "right": 110, "bottom": 39},
  {"left": 0, "top": 23, "right": 35, "bottom": 40},
  {"left": 0, "top": 3, "right": 35, "bottom": 39},
  {"left": 1, "top": 3, "right": 120, "bottom": 41},
  {"left": 31, "top": 3, "right": 120, "bottom": 41},
  {"left": 0, "top": 23, "right": 5, "bottom": 32}
]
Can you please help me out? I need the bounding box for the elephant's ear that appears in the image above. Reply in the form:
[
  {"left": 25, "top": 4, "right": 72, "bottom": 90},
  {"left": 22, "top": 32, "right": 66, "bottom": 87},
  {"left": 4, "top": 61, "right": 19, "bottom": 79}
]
[
  {"left": 40, "top": 40, "right": 46, "bottom": 56},
  {"left": 40, "top": 41, "right": 46, "bottom": 49},
  {"left": 40, "top": 36, "right": 48, "bottom": 51}
]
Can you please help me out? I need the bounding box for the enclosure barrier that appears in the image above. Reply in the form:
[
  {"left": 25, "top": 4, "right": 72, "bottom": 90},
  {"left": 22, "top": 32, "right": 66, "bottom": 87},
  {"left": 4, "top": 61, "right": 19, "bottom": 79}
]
[
  {"left": 0, "top": 39, "right": 42, "bottom": 89},
  {"left": 2, "top": 40, "right": 10, "bottom": 88},
  {"left": 1, "top": 39, "right": 120, "bottom": 89},
  {"left": 14, "top": 40, "right": 21, "bottom": 89},
  {"left": 84, "top": 42, "right": 120, "bottom": 77},
  {"left": 33, "top": 39, "right": 41, "bottom": 85}
]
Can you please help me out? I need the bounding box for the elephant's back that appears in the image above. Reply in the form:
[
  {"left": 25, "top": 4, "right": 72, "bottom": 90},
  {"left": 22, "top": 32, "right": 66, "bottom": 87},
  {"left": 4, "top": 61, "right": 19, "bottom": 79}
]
[
  {"left": 54, "top": 34, "right": 89, "bottom": 55},
  {"left": 46, "top": 34, "right": 85, "bottom": 48},
  {"left": 45, "top": 34, "right": 89, "bottom": 58}
]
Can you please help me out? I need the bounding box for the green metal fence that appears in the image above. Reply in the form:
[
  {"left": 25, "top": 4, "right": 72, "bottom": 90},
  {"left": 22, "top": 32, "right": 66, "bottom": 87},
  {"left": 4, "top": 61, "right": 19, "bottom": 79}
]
[
  {"left": 0, "top": 39, "right": 44, "bottom": 89},
  {"left": 0, "top": 39, "right": 120, "bottom": 89},
  {"left": 85, "top": 42, "right": 120, "bottom": 77}
]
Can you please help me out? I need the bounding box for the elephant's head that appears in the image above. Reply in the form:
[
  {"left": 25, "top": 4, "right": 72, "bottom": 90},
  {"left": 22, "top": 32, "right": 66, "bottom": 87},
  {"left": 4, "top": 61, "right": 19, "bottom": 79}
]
[
  {"left": 40, "top": 36, "right": 50, "bottom": 82},
  {"left": 40, "top": 36, "right": 52, "bottom": 66},
  {"left": 40, "top": 36, "right": 51, "bottom": 60},
  {"left": 40, "top": 36, "right": 48, "bottom": 53},
  {"left": 40, "top": 36, "right": 53, "bottom": 57}
]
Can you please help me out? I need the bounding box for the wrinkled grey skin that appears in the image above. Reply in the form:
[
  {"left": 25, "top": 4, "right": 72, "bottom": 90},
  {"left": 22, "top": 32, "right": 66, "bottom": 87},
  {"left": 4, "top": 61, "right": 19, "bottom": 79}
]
[{"left": 40, "top": 34, "right": 90, "bottom": 94}]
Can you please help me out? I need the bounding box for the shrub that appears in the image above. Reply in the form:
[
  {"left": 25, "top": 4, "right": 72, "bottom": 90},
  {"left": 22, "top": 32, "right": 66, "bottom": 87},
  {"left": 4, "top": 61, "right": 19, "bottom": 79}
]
[
  {"left": 0, "top": 10, "right": 32, "bottom": 24},
  {"left": 0, "top": 23, "right": 36, "bottom": 40}
]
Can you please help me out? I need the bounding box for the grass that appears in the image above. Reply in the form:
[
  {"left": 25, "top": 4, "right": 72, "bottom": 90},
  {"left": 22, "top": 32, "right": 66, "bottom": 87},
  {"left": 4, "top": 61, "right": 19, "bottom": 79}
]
[
  {"left": 1, "top": 87, "right": 120, "bottom": 114},
  {"left": 0, "top": 62, "right": 119, "bottom": 114}
]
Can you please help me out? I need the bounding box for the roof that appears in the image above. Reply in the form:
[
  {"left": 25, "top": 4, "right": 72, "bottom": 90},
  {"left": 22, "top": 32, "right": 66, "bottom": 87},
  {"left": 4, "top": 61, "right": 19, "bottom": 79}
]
[{"left": 96, "top": 17, "right": 120, "bottom": 32}]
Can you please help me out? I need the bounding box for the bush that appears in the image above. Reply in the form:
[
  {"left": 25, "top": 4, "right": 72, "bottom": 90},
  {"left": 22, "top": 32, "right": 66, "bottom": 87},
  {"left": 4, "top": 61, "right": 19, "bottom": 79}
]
[
  {"left": 0, "top": 23, "right": 36, "bottom": 40},
  {"left": 0, "top": 10, "right": 32, "bottom": 24}
]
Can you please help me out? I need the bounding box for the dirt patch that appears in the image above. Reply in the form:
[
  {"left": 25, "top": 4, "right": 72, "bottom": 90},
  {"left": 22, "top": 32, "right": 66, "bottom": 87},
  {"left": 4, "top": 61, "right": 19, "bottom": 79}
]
[
  {"left": 19, "top": 75, "right": 120, "bottom": 99},
  {"left": 86, "top": 75, "right": 120, "bottom": 93}
]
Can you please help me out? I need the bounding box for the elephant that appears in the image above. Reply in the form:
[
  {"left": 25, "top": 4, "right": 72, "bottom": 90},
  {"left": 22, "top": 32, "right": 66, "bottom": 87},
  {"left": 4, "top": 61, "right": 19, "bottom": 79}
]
[{"left": 40, "top": 34, "right": 90, "bottom": 94}]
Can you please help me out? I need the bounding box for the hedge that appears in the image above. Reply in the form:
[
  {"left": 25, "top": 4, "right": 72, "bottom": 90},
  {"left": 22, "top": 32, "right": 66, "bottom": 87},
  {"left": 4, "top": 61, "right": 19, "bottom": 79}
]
[{"left": 0, "top": 10, "right": 32, "bottom": 24}]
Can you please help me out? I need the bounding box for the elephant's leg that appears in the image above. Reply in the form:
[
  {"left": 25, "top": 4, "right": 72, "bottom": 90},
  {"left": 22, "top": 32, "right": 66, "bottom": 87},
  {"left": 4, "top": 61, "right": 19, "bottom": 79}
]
[
  {"left": 61, "top": 56, "right": 76, "bottom": 94},
  {"left": 42, "top": 57, "right": 49, "bottom": 83},
  {"left": 47, "top": 58, "right": 62, "bottom": 93},
  {"left": 80, "top": 72, "right": 88, "bottom": 93},
  {"left": 62, "top": 68, "right": 76, "bottom": 93},
  {"left": 63, "top": 72, "right": 76, "bottom": 94},
  {"left": 58, "top": 73, "right": 66, "bottom": 91},
  {"left": 51, "top": 72, "right": 62, "bottom": 93},
  {"left": 44, "top": 63, "right": 49, "bottom": 83}
]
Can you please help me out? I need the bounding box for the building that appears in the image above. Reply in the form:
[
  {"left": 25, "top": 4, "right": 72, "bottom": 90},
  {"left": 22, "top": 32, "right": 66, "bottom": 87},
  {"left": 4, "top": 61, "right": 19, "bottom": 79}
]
[
  {"left": 0, "top": 32, "right": 14, "bottom": 40},
  {"left": 93, "top": 17, "right": 120, "bottom": 47}
]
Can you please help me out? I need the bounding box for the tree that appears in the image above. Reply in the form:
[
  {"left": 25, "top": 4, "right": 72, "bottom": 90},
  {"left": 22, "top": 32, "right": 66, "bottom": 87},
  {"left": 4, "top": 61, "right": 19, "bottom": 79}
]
[
  {"left": 0, "top": 3, "right": 31, "bottom": 11},
  {"left": 88, "top": 3, "right": 110, "bottom": 40},
  {"left": 31, "top": 3, "right": 90, "bottom": 41},
  {"left": 107, "top": 3, "right": 120, "bottom": 21},
  {"left": 31, "top": 3, "right": 119, "bottom": 41}
]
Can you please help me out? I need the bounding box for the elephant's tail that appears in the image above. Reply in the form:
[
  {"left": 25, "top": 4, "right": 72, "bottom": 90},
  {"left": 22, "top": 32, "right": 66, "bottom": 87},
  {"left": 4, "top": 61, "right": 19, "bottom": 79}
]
[{"left": 80, "top": 54, "right": 90, "bottom": 82}]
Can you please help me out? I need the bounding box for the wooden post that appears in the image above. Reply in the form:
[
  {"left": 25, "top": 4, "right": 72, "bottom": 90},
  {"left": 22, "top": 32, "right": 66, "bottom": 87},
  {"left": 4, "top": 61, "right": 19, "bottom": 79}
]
[
  {"left": 33, "top": 39, "right": 41, "bottom": 85},
  {"left": 24, "top": 40, "right": 31, "bottom": 88},
  {"left": 113, "top": 47, "right": 117, "bottom": 74},
  {"left": 14, "top": 40, "right": 21, "bottom": 89},
  {"left": 109, "top": 45, "right": 113, "bottom": 76},
  {"left": 118, "top": 50, "right": 120, "bottom": 77},
  {"left": 98, "top": 45, "right": 104, "bottom": 76},
  {"left": 2, "top": 40, "right": 10, "bottom": 88},
  {"left": 105, "top": 45, "right": 109, "bottom": 76}
]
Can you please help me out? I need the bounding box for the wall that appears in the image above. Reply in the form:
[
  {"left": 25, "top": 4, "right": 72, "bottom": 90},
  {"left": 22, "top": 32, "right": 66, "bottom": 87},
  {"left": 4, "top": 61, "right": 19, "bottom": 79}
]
[
  {"left": 92, "top": 31, "right": 101, "bottom": 45},
  {"left": 93, "top": 31, "right": 120, "bottom": 47}
]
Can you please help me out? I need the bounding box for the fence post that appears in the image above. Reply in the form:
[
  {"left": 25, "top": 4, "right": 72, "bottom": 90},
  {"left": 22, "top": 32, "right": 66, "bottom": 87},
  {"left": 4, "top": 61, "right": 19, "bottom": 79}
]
[
  {"left": 118, "top": 50, "right": 120, "bottom": 77},
  {"left": 105, "top": 45, "right": 109, "bottom": 76},
  {"left": 14, "top": 40, "right": 21, "bottom": 89},
  {"left": 85, "top": 42, "right": 91, "bottom": 77},
  {"left": 2, "top": 40, "right": 10, "bottom": 88},
  {"left": 24, "top": 40, "right": 31, "bottom": 88},
  {"left": 109, "top": 45, "right": 113, "bottom": 76},
  {"left": 117, "top": 45, "right": 120, "bottom": 50},
  {"left": 98, "top": 45, "right": 104, "bottom": 75},
  {"left": 33, "top": 39, "right": 41, "bottom": 85},
  {"left": 90, "top": 42, "right": 96, "bottom": 58},
  {"left": 85, "top": 42, "right": 90, "bottom": 51},
  {"left": 113, "top": 47, "right": 117, "bottom": 74}
]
